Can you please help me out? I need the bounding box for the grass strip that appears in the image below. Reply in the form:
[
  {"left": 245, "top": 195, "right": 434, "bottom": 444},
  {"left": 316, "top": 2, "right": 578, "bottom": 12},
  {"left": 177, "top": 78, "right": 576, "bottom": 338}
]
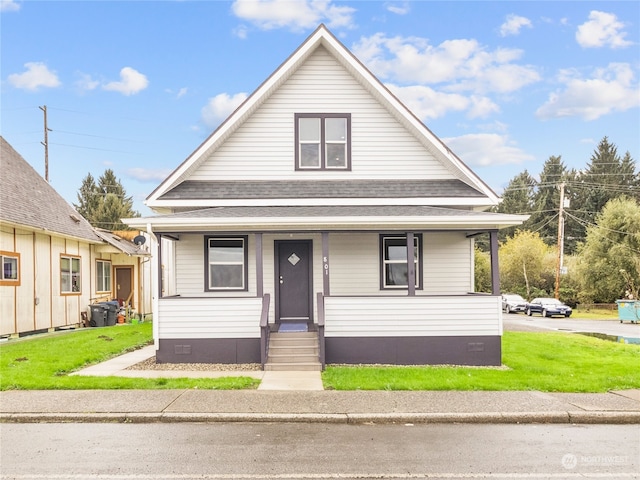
[
  {"left": 0, "top": 322, "right": 259, "bottom": 390},
  {"left": 322, "top": 331, "right": 640, "bottom": 392}
]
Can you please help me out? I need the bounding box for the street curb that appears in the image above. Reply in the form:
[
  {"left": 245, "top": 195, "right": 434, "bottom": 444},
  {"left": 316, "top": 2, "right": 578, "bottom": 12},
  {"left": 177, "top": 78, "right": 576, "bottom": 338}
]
[{"left": 2, "top": 412, "right": 639, "bottom": 424}]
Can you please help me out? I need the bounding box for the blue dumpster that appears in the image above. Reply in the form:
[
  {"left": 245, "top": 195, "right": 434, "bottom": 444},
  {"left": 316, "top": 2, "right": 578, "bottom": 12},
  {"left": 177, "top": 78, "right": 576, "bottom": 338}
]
[
  {"left": 89, "top": 304, "right": 106, "bottom": 327},
  {"left": 616, "top": 300, "right": 639, "bottom": 324}
]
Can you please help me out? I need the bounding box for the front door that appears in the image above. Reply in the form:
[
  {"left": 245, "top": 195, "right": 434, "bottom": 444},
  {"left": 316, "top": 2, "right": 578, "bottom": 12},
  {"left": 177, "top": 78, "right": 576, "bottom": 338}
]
[
  {"left": 115, "top": 266, "right": 133, "bottom": 306},
  {"left": 275, "top": 240, "right": 312, "bottom": 323}
]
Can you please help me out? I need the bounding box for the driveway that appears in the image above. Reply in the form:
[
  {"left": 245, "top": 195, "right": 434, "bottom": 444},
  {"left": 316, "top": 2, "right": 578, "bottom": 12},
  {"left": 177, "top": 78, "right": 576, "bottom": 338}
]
[{"left": 503, "top": 314, "right": 640, "bottom": 341}]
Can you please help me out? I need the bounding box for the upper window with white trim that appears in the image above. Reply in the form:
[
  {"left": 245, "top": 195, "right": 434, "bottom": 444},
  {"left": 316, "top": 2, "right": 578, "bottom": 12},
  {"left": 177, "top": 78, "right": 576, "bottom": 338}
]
[
  {"left": 295, "top": 113, "right": 351, "bottom": 170},
  {"left": 205, "top": 236, "right": 248, "bottom": 291},
  {"left": 0, "top": 251, "right": 20, "bottom": 286}
]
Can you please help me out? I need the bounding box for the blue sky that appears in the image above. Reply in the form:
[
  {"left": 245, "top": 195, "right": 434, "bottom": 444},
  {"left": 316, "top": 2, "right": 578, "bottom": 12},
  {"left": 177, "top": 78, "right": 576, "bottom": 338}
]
[{"left": 2, "top": 1, "right": 639, "bottom": 217}]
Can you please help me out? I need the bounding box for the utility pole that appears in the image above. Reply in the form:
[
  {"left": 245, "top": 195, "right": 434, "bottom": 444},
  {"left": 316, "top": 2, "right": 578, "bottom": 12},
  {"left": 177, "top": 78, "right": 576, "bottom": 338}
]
[
  {"left": 554, "top": 182, "right": 566, "bottom": 299},
  {"left": 39, "top": 105, "right": 50, "bottom": 182}
]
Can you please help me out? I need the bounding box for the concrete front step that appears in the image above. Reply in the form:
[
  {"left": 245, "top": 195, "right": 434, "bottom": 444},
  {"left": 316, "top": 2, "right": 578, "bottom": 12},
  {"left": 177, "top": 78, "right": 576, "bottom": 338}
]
[
  {"left": 264, "top": 362, "right": 322, "bottom": 371},
  {"left": 265, "top": 332, "right": 321, "bottom": 371},
  {"left": 268, "top": 353, "right": 319, "bottom": 363}
]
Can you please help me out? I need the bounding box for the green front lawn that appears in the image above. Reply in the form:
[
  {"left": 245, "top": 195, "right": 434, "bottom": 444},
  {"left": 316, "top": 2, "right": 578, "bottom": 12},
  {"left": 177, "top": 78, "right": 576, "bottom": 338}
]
[
  {"left": 0, "top": 322, "right": 259, "bottom": 390},
  {"left": 322, "top": 331, "right": 640, "bottom": 392},
  {"left": 2, "top": 323, "right": 638, "bottom": 392}
]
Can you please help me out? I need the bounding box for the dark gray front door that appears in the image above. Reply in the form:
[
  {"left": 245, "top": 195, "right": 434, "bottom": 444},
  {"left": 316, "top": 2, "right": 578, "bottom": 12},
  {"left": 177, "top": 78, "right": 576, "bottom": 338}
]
[{"left": 276, "top": 240, "right": 312, "bottom": 323}]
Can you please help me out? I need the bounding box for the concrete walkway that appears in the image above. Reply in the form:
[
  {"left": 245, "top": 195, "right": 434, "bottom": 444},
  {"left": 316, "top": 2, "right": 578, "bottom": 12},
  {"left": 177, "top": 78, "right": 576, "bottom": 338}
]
[{"left": 70, "top": 345, "right": 324, "bottom": 390}]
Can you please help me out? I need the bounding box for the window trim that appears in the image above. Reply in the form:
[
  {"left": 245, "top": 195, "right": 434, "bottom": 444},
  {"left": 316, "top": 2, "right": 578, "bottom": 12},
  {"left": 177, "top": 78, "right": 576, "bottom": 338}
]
[
  {"left": 379, "top": 234, "right": 423, "bottom": 290},
  {"left": 204, "top": 235, "right": 249, "bottom": 292},
  {"left": 0, "top": 251, "right": 20, "bottom": 286},
  {"left": 96, "top": 259, "right": 112, "bottom": 294},
  {"left": 295, "top": 113, "right": 351, "bottom": 171},
  {"left": 60, "top": 254, "right": 82, "bottom": 295}
]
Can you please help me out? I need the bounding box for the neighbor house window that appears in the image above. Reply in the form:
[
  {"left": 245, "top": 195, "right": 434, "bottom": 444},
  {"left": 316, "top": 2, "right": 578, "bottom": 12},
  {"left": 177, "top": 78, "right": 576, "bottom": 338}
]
[
  {"left": 380, "top": 235, "right": 422, "bottom": 289},
  {"left": 0, "top": 251, "right": 20, "bottom": 286},
  {"left": 61, "top": 255, "right": 81, "bottom": 294},
  {"left": 205, "top": 236, "right": 248, "bottom": 291},
  {"left": 96, "top": 259, "right": 112, "bottom": 293},
  {"left": 295, "top": 113, "right": 351, "bottom": 170}
]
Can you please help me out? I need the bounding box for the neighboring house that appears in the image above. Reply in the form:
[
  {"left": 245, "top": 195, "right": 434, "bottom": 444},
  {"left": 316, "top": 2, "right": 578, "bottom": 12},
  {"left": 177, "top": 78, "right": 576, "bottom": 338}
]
[
  {"left": 0, "top": 137, "right": 150, "bottom": 337},
  {"left": 125, "top": 25, "right": 527, "bottom": 368}
]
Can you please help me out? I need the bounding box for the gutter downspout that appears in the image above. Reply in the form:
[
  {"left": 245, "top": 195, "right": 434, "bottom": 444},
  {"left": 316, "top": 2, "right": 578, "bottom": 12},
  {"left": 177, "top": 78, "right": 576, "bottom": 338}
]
[{"left": 147, "top": 224, "right": 160, "bottom": 350}]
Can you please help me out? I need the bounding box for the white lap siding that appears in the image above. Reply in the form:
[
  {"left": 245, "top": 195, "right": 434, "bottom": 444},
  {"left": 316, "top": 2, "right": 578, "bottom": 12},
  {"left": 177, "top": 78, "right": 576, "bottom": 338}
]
[
  {"left": 189, "top": 46, "right": 456, "bottom": 182},
  {"left": 328, "top": 232, "right": 473, "bottom": 296},
  {"left": 174, "top": 234, "right": 256, "bottom": 297},
  {"left": 324, "top": 295, "right": 502, "bottom": 337},
  {"left": 157, "top": 297, "right": 263, "bottom": 339}
]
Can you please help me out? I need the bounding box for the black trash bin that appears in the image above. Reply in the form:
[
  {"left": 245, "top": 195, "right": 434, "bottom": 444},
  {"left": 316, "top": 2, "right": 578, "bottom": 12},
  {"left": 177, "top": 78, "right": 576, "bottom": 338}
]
[
  {"left": 102, "top": 301, "right": 119, "bottom": 326},
  {"left": 89, "top": 304, "right": 106, "bottom": 327}
]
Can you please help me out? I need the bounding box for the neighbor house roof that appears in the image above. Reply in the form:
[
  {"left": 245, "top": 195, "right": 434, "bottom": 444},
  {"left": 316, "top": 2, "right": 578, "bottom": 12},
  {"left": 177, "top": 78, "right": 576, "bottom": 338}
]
[
  {"left": 146, "top": 24, "right": 500, "bottom": 207},
  {"left": 94, "top": 228, "right": 150, "bottom": 256},
  {"left": 0, "top": 136, "right": 100, "bottom": 243}
]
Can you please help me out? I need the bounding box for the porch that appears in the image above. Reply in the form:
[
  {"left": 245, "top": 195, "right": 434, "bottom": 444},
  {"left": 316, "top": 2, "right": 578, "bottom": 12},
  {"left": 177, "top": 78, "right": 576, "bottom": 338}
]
[{"left": 154, "top": 292, "right": 503, "bottom": 367}]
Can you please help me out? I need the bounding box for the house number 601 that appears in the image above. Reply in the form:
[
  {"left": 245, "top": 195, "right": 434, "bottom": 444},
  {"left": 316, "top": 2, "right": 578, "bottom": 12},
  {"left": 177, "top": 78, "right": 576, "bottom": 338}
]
[{"left": 323, "top": 256, "right": 329, "bottom": 275}]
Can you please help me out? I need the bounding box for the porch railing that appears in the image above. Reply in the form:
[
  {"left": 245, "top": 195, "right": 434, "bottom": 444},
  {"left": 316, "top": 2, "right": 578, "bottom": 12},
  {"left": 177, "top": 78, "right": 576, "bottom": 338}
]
[
  {"left": 316, "top": 292, "right": 326, "bottom": 369},
  {"left": 259, "top": 293, "right": 271, "bottom": 369}
]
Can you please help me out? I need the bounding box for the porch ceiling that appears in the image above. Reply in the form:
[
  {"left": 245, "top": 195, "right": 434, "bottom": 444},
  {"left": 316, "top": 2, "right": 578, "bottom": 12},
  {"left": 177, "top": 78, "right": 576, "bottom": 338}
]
[{"left": 124, "top": 205, "right": 528, "bottom": 232}]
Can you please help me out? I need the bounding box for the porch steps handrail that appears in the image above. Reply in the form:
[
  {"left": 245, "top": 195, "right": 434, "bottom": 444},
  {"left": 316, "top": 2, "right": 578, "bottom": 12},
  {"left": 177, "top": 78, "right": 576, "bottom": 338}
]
[
  {"left": 259, "top": 293, "right": 271, "bottom": 369},
  {"left": 317, "top": 292, "right": 326, "bottom": 370}
]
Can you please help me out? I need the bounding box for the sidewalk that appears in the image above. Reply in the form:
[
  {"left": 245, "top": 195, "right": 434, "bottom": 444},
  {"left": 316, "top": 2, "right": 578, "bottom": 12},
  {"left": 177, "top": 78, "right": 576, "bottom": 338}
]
[{"left": 1, "top": 346, "right": 638, "bottom": 425}]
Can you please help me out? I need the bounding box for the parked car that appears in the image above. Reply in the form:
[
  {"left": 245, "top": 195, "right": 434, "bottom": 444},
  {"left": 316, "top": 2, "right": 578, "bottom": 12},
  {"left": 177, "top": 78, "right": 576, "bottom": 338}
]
[
  {"left": 502, "top": 294, "right": 528, "bottom": 314},
  {"left": 526, "top": 298, "right": 572, "bottom": 317}
]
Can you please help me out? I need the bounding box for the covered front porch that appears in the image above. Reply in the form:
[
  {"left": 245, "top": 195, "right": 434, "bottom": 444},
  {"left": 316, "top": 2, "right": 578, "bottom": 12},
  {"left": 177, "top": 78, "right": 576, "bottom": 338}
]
[{"left": 149, "top": 224, "right": 505, "bottom": 368}]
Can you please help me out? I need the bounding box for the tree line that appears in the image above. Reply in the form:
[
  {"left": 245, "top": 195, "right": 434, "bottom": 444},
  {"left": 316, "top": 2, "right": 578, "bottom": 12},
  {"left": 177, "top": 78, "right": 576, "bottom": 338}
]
[{"left": 477, "top": 137, "right": 640, "bottom": 305}]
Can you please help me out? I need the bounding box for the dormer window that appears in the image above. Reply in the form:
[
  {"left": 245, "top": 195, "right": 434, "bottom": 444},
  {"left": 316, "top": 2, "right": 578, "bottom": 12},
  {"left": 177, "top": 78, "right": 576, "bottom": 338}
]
[{"left": 295, "top": 113, "right": 351, "bottom": 170}]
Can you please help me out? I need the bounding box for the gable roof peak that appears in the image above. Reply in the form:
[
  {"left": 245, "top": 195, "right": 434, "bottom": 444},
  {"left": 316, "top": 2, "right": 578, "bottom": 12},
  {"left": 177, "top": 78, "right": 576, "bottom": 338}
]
[{"left": 146, "top": 24, "right": 499, "bottom": 206}]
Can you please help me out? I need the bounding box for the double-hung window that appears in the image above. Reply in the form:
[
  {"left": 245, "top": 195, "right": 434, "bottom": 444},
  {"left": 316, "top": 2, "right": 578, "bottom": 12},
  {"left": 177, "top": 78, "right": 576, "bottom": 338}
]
[
  {"left": 0, "top": 251, "right": 20, "bottom": 286},
  {"left": 205, "top": 236, "right": 248, "bottom": 291},
  {"left": 295, "top": 113, "right": 351, "bottom": 170},
  {"left": 61, "top": 255, "right": 81, "bottom": 294},
  {"left": 380, "top": 235, "right": 422, "bottom": 289},
  {"left": 96, "top": 259, "right": 112, "bottom": 293}
]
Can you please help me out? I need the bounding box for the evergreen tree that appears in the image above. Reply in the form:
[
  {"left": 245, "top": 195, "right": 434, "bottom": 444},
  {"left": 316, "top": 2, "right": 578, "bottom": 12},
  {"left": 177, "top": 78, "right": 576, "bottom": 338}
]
[
  {"left": 74, "top": 173, "right": 100, "bottom": 225},
  {"left": 495, "top": 170, "right": 536, "bottom": 242},
  {"left": 74, "top": 169, "right": 140, "bottom": 230},
  {"left": 528, "top": 155, "right": 567, "bottom": 247}
]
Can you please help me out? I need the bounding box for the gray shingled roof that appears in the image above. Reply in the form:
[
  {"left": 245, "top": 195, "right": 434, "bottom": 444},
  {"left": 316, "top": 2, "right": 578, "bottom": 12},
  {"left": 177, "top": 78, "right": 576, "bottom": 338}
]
[
  {"left": 158, "top": 179, "right": 486, "bottom": 201},
  {"left": 149, "top": 205, "right": 502, "bottom": 219},
  {"left": 0, "top": 136, "right": 100, "bottom": 242}
]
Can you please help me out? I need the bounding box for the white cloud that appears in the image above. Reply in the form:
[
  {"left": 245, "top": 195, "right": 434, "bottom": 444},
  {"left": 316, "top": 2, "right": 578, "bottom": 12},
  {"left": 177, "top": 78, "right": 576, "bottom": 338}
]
[
  {"left": 0, "top": 0, "right": 20, "bottom": 12},
  {"left": 386, "top": 2, "right": 410, "bottom": 15},
  {"left": 352, "top": 33, "right": 540, "bottom": 94},
  {"left": 127, "top": 167, "right": 173, "bottom": 182},
  {"left": 201, "top": 92, "right": 248, "bottom": 128},
  {"left": 499, "top": 14, "right": 532, "bottom": 37},
  {"left": 536, "top": 63, "right": 640, "bottom": 121},
  {"left": 231, "top": 0, "right": 356, "bottom": 32},
  {"left": 7, "top": 62, "right": 61, "bottom": 91},
  {"left": 576, "top": 11, "right": 633, "bottom": 49},
  {"left": 387, "top": 84, "right": 499, "bottom": 120},
  {"left": 75, "top": 73, "right": 99, "bottom": 92},
  {"left": 443, "top": 133, "right": 534, "bottom": 167},
  {"left": 176, "top": 87, "right": 188, "bottom": 99},
  {"left": 103, "top": 67, "right": 149, "bottom": 95}
]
